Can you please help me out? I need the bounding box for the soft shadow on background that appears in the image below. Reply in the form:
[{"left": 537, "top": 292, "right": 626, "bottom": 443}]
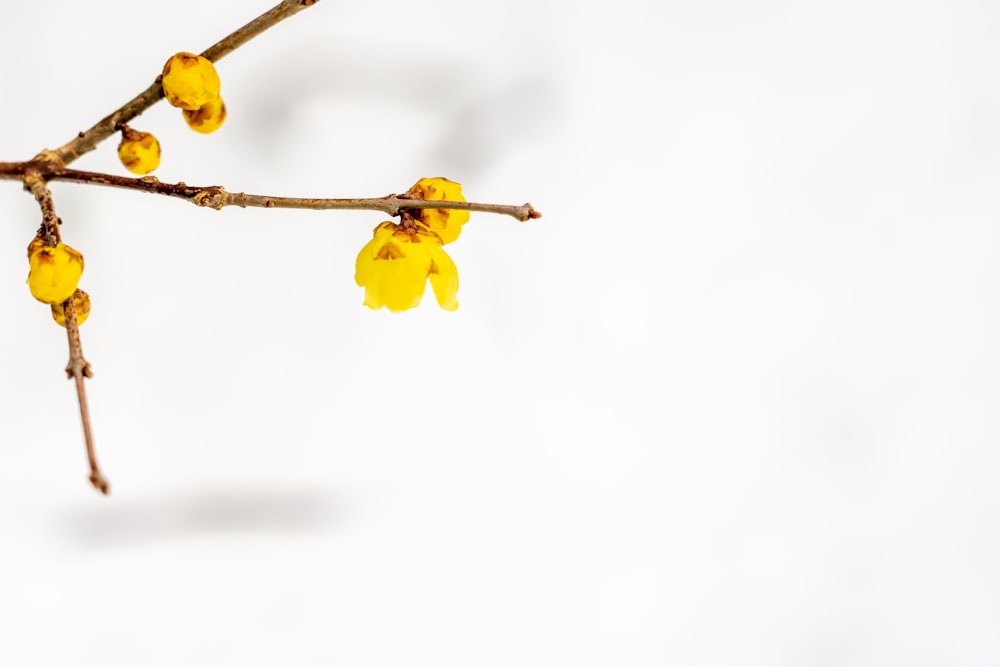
[{"left": 51, "top": 485, "right": 339, "bottom": 550}]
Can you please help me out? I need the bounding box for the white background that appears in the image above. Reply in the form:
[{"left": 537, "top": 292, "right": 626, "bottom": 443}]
[{"left": 1, "top": 0, "right": 999, "bottom": 665}]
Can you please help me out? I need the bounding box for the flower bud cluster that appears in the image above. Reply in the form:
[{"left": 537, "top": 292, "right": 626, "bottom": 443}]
[
  {"left": 26, "top": 239, "right": 91, "bottom": 328},
  {"left": 163, "top": 52, "right": 227, "bottom": 134},
  {"left": 116, "top": 52, "right": 227, "bottom": 175}
]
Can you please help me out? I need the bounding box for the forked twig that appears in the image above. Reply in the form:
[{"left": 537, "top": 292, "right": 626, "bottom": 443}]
[
  {"left": 4, "top": 0, "right": 539, "bottom": 494},
  {"left": 13, "top": 0, "right": 322, "bottom": 494}
]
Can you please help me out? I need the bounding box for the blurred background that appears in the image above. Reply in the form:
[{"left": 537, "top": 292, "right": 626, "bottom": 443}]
[{"left": 1, "top": 0, "right": 999, "bottom": 664}]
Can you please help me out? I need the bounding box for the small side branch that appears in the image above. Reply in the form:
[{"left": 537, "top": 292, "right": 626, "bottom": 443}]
[
  {"left": 51, "top": 0, "right": 321, "bottom": 166},
  {"left": 23, "top": 176, "right": 109, "bottom": 494}
]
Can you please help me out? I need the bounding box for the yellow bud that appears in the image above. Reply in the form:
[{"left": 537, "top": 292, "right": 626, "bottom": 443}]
[
  {"left": 27, "top": 242, "right": 84, "bottom": 305},
  {"left": 161, "top": 52, "right": 221, "bottom": 110},
  {"left": 183, "top": 96, "right": 227, "bottom": 134},
  {"left": 407, "top": 177, "right": 470, "bottom": 244},
  {"left": 118, "top": 128, "right": 161, "bottom": 175},
  {"left": 50, "top": 289, "right": 91, "bottom": 327}
]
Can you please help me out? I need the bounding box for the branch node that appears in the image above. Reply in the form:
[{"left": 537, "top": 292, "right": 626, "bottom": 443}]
[
  {"left": 194, "top": 187, "right": 227, "bottom": 209},
  {"left": 65, "top": 358, "right": 93, "bottom": 379},
  {"left": 384, "top": 196, "right": 402, "bottom": 216},
  {"left": 31, "top": 149, "right": 65, "bottom": 169}
]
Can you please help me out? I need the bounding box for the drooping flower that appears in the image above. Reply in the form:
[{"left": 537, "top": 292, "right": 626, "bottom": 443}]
[
  {"left": 27, "top": 242, "right": 84, "bottom": 305},
  {"left": 407, "top": 177, "right": 470, "bottom": 244},
  {"left": 354, "top": 221, "right": 459, "bottom": 312}
]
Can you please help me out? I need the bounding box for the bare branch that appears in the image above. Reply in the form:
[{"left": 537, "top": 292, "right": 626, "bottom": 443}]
[
  {"left": 41, "top": 167, "right": 543, "bottom": 222},
  {"left": 50, "top": 0, "right": 321, "bottom": 167},
  {"left": 202, "top": 0, "right": 321, "bottom": 63}
]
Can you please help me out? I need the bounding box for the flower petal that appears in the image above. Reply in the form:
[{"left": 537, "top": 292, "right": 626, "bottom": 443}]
[{"left": 427, "top": 243, "right": 459, "bottom": 311}]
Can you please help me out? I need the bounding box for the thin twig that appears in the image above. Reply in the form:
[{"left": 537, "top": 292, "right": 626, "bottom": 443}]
[
  {"left": 36, "top": 167, "right": 542, "bottom": 221},
  {"left": 222, "top": 191, "right": 542, "bottom": 222},
  {"left": 63, "top": 296, "right": 106, "bottom": 494},
  {"left": 23, "top": 169, "right": 62, "bottom": 246},
  {"left": 22, "top": 174, "right": 108, "bottom": 494},
  {"left": 202, "top": 0, "right": 320, "bottom": 63},
  {"left": 2, "top": 162, "right": 542, "bottom": 220},
  {"left": 51, "top": 0, "right": 320, "bottom": 167}
]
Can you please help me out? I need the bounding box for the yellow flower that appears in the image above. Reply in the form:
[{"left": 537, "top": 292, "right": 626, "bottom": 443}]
[
  {"left": 27, "top": 242, "right": 84, "bottom": 305},
  {"left": 50, "top": 289, "right": 91, "bottom": 327},
  {"left": 407, "top": 177, "right": 470, "bottom": 244},
  {"left": 355, "top": 222, "right": 459, "bottom": 312},
  {"left": 183, "top": 96, "right": 227, "bottom": 134},
  {"left": 117, "top": 128, "right": 161, "bottom": 174},
  {"left": 161, "top": 52, "right": 221, "bottom": 110}
]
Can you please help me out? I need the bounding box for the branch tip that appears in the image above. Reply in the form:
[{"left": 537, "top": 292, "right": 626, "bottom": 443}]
[{"left": 89, "top": 472, "right": 110, "bottom": 495}]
